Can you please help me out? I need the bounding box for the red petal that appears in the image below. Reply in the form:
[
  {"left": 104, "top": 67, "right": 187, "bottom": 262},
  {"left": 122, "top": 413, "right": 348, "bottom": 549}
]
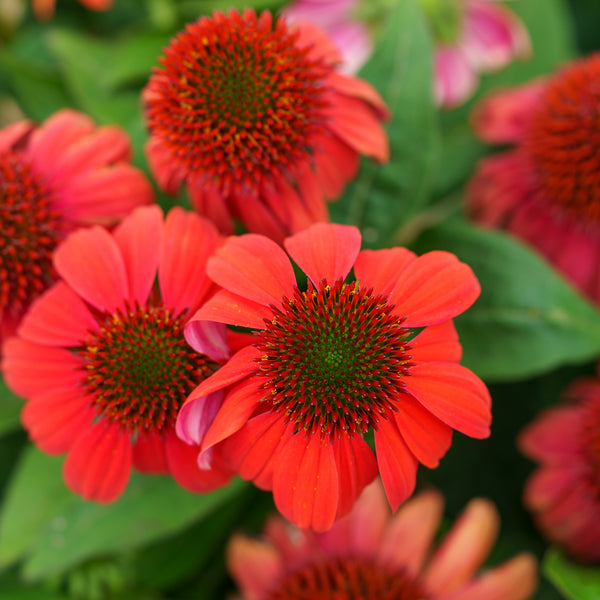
[
  {"left": 354, "top": 247, "right": 417, "bottom": 296},
  {"left": 410, "top": 321, "right": 462, "bottom": 364},
  {"left": 221, "top": 411, "right": 288, "bottom": 490},
  {"left": 132, "top": 431, "right": 169, "bottom": 473},
  {"left": 200, "top": 380, "right": 264, "bottom": 454},
  {"left": 389, "top": 251, "right": 481, "bottom": 326},
  {"left": 207, "top": 235, "right": 296, "bottom": 306},
  {"left": 54, "top": 226, "right": 128, "bottom": 312},
  {"left": 327, "top": 72, "right": 390, "bottom": 119},
  {"left": 374, "top": 419, "right": 418, "bottom": 511},
  {"left": 406, "top": 363, "right": 492, "bottom": 439},
  {"left": 188, "top": 289, "right": 272, "bottom": 329},
  {"left": 292, "top": 21, "right": 342, "bottom": 66},
  {"left": 333, "top": 434, "right": 378, "bottom": 520},
  {"left": 113, "top": 206, "right": 163, "bottom": 306},
  {"left": 145, "top": 136, "right": 185, "bottom": 195},
  {"left": 63, "top": 421, "right": 132, "bottom": 502},
  {"left": 28, "top": 109, "right": 94, "bottom": 176},
  {"left": 2, "top": 337, "right": 83, "bottom": 398},
  {"left": 188, "top": 177, "right": 235, "bottom": 235},
  {"left": 164, "top": 431, "right": 233, "bottom": 493},
  {"left": 273, "top": 433, "right": 339, "bottom": 531},
  {"left": 284, "top": 223, "right": 361, "bottom": 286},
  {"left": 159, "top": 208, "right": 221, "bottom": 316},
  {"left": 56, "top": 165, "right": 153, "bottom": 226},
  {"left": 312, "top": 132, "right": 359, "bottom": 199},
  {"left": 21, "top": 389, "right": 95, "bottom": 455},
  {"left": 394, "top": 395, "right": 454, "bottom": 468},
  {"left": 183, "top": 346, "right": 261, "bottom": 403},
  {"left": 18, "top": 282, "right": 98, "bottom": 347},
  {"left": 0, "top": 120, "right": 34, "bottom": 152}
]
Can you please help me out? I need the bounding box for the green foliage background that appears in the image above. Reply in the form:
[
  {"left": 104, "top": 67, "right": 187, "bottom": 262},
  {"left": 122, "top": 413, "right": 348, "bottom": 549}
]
[{"left": 1, "top": 0, "right": 600, "bottom": 598}]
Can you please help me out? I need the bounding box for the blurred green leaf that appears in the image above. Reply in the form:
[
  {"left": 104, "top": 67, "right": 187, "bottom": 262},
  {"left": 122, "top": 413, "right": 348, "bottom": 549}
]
[
  {"left": 332, "top": 0, "right": 440, "bottom": 248},
  {"left": 0, "top": 381, "right": 22, "bottom": 437},
  {"left": 544, "top": 547, "right": 600, "bottom": 600},
  {"left": 0, "top": 445, "right": 246, "bottom": 581},
  {"left": 413, "top": 222, "right": 600, "bottom": 381}
]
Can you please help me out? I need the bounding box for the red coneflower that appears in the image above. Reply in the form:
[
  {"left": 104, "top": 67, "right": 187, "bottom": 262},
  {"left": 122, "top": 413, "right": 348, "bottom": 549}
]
[
  {"left": 178, "top": 223, "right": 491, "bottom": 530},
  {"left": 0, "top": 109, "right": 153, "bottom": 343},
  {"left": 228, "top": 479, "right": 538, "bottom": 599},
  {"left": 467, "top": 53, "right": 600, "bottom": 304},
  {"left": 143, "top": 8, "right": 389, "bottom": 243},
  {"left": 518, "top": 362, "right": 600, "bottom": 562},
  {"left": 2, "top": 206, "right": 235, "bottom": 502}
]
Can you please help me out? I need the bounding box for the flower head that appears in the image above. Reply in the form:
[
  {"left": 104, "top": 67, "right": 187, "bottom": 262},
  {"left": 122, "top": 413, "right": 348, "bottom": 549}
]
[
  {"left": 0, "top": 110, "right": 153, "bottom": 343},
  {"left": 425, "top": 0, "right": 530, "bottom": 108},
  {"left": 178, "top": 223, "right": 491, "bottom": 530},
  {"left": 2, "top": 206, "right": 235, "bottom": 502},
  {"left": 144, "top": 9, "right": 389, "bottom": 242},
  {"left": 518, "top": 363, "right": 600, "bottom": 562},
  {"left": 228, "top": 479, "right": 538, "bottom": 599},
  {"left": 467, "top": 53, "right": 600, "bottom": 304}
]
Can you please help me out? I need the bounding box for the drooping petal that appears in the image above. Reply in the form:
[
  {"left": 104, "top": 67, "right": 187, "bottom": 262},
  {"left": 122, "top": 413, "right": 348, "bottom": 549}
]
[
  {"left": 182, "top": 346, "right": 261, "bottom": 405},
  {"left": 354, "top": 247, "right": 417, "bottom": 297},
  {"left": 17, "top": 282, "right": 98, "bottom": 347},
  {"left": 394, "top": 395, "right": 454, "bottom": 468},
  {"left": 447, "top": 553, "right": 538, "bottom": 600},
  {"left": 423, "top": 499, "right": 500, "bottom": 595},
  {"left": 406, "top": 363, "right": 491, "bottom": 439},
  {"left": 0, "top": 120, "right": 34, "bottom": 152},
  {"left": 378, "top": 489, "right": 444, "bottom": 576},
  {"left": 56, "top": 165, "right": 154, "bottom": 226},
  {"left": 389, "top": 251, "right": 481, "bottom": 326},
  {"left": 409, "top": 321, "right": 462, "bottom": 364},
  {"left": 523, "top": 465, "right": 580, "bottom": 512},
  {"left": 63, "top": 421, "right": 132, "bottom": 503},
  {"left": 44, "top": 125, "right": 131, "bottom": 188},
  {"left": 332, "top": 434, "right": 378, "bottom": 520},
  {"left": 327, "top": 72, "right": 390, "bottom": 119},
  {"left": 374, "top": 418, "right": 418, "bottom": 511},
  {"left": 284, "top": 223, "right": 361, "bottom": 286},
  {"left": 176, "top": 390, "right": 224, "bottom": 447},
  {"left": 159, "top": 208, "right": 221, "bottom": 316},
  {"left": 54, "top": 226, "right": 128, "bottom": 313},
  {"left": 21, "top": 389, "right": 95, "bottom": 455},
  {"left": 312, "top": 131, "right": 360, "bottom": 199},
  {"left": 434, "top": 46, "right": 477, "bottom": 109},
  {"left": 273, "top": 432, "right": 339, "bottom": 531},
  {"left": 188, "top": 177, "right": 235, "bottom": 235},
  {"left": 189, "top": 289, "right": 272, "bottom": 330},
  {"left": 227, "top": 535, "right": 284, "bottom": 600},
  {"left": 144, "top": 137, "right": 185, "bottom": 195},
  {"left": 113, "top": 206, "right": 163, "bottom": 306},
  {"left": 2, "top": 338, "right": 84, "bottom": 398},
  {"left": 471, "top": 80, "right": 546, "bottom": 144},
  {"left": 164, "top": 431, "right": 232, "bottom": 493},
  {"left": 184, "top": 320, "right": 231, "bottom": 362},
  {"left": 132, "top": 431, "right": 169, "bottom": 474},
  {"left": 207, "top": 235, "right": 296, "bottom": 306},
  {"left": 28, "top": 109, "right": 95, "bottom": 176}
]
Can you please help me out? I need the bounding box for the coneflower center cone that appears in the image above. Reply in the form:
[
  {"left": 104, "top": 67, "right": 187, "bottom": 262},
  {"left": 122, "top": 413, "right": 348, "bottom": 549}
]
[
  {"left": 145, "top": 10, "right": 331, "bottom": 193},
  {"left": 78, "top": 304, "right": 218, "bottom": 434},
  {"left": 525, "top": 54, "right": 600, "bottom": 226},
  {"left": 265, "top": 557, "right": 428, "bottom": 600},
  {"left": 255, "top": 279, "right": 412, "bottom": 438},
  {"left": 0, "top": 151, "right": 63, "bottom": 322}
]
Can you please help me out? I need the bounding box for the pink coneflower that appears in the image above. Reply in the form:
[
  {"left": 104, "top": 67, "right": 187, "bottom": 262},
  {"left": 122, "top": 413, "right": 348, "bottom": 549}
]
[
  {"left": 281, "top": 0, "right": 372, "bottom": 74},
  {"left": 0, "top": 109, "right": 153, "bottom": 343},
  {"left": 178, "top": 223, "right": 491, "bottom": 531},
  {"left": 426, "top": 0, "right": 530, "bottom": 108},
  {"left": 33, "top": 0, "right": 113, "bottom": 20},
  {"left": 228, "top": 479, "right": 538, "bottom": 599},
  {"left": 143, "top": 8, "right": 389, "bottom": 243},
  {"left": 2, "top": 206, "right": 235, "bottom": 502},
  {"left": 518, "top": 363, "right": 600, "bottom": 562},
  {"left": 467, "top": 54, "right": 600, "bottom": 304}
]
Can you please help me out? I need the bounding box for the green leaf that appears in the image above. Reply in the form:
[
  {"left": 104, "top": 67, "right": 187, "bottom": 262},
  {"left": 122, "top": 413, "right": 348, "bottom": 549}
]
[
  {"left": 544, "top": 547, "right": 600, "bottom": 600},
  {"left": 0, "top": 445, "right": 247, "bottom": 580},
  {"left": 332, "top": 0, "right": 440, "bottom": 248},
  {"left": 413, "top": 221, "right": 600, "bottom": 381},
  {"left": 0, "top": 380, "right": 22, "bottom": 438}
]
